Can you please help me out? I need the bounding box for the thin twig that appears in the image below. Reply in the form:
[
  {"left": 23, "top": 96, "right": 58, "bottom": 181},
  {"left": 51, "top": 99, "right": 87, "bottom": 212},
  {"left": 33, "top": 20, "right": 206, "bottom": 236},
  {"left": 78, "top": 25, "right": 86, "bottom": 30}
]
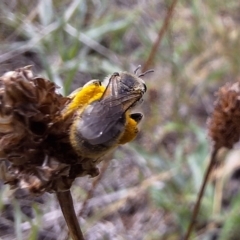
[
  {"left": 56, "top": 190, "right": 84, "bottom": 240},
  {"left": 142, "top": 0, "right": 178, "bottom": 72},
  {"left": 79, "top": 159, "right": 110, "bottom": 217},
  {"left": 184, "top": 148, "right": 218, "bottom": 240}
]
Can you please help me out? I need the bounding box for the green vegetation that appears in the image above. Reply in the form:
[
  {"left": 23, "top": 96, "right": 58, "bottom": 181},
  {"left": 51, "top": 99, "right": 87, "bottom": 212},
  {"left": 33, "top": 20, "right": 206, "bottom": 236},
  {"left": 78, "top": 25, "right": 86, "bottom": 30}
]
[{"left": 0, "top": 0, "right": 240, "bottom": 239}]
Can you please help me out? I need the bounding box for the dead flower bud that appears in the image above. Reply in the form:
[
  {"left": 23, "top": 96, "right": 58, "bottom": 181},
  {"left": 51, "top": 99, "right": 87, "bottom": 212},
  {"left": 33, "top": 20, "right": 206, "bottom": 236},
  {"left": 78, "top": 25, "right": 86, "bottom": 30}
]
[
  {"left": 208, "top": 82, "right": 240, "bottom": 149},
  {"left": 0, "top": 66, "right": 100, "bottom": 194}
]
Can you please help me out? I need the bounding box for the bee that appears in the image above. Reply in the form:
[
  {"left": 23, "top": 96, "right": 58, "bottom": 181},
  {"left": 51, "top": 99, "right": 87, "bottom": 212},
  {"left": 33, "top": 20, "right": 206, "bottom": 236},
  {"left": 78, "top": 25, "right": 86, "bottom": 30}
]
[{"left": 65, "top": 67, "right": 153, "bottom": 159}]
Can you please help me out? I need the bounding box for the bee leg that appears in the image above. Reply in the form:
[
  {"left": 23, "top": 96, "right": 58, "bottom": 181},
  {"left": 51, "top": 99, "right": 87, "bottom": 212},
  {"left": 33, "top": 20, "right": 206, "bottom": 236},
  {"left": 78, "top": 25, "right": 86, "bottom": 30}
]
[
  {"left": 129, "top": 113, "right": 143, "bottom": 124},
  {"left": 118, "top": 113, "right": 142, "bottom": 145}
]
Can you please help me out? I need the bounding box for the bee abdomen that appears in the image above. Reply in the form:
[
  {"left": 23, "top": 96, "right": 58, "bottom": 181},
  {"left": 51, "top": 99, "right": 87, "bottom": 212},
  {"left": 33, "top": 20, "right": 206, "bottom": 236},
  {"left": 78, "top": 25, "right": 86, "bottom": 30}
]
[{"left": 69, "top": 110, "right": 126, "bottom": 158}]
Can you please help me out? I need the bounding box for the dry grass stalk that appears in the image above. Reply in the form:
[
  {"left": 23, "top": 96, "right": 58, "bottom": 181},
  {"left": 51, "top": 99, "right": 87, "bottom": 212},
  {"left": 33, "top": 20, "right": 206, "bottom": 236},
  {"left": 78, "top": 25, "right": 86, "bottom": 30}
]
[{"left": 142, "top": 0, "right": 179, "bottom": 72}]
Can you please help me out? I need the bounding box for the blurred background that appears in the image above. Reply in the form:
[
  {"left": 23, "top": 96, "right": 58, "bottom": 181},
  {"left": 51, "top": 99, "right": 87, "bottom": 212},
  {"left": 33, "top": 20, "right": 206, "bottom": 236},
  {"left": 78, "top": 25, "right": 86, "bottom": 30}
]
[{"left": 1, "top": 0, "right": 240, "bottom": 239}]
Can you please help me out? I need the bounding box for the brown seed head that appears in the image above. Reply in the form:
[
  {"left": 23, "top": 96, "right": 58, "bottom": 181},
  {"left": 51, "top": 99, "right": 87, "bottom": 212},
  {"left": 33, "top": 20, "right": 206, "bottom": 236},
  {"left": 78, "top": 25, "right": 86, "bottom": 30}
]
[
  {"left": 208, "top": 82, "right": 240, "bottom": 149},
  {"left": 0, "top": 66, "right": 100, "bottom": 194}
]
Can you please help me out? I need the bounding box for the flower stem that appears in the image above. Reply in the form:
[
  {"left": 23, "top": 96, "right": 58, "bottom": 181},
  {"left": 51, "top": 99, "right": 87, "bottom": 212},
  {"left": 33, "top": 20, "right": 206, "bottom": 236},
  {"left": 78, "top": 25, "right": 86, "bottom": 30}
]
[
  {"left": 184, "top": 148, "right": 218, "bottom": 240},
  {"left": 56, "top": 190, "right": 84, "bottom": 240}
]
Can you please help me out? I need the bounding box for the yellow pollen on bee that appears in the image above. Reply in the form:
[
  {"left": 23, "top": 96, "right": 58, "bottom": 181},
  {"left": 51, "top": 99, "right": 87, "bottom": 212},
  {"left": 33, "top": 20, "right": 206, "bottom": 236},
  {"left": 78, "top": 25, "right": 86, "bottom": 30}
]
[
  {"left": 118, "top": 112, "right": 139, "bottom": 144},
  {"left": 65, "top": 80, "right": 139, "bottom": 157},
  {"left": 63, "top": 82, "right": 105, "bottom": 118}
]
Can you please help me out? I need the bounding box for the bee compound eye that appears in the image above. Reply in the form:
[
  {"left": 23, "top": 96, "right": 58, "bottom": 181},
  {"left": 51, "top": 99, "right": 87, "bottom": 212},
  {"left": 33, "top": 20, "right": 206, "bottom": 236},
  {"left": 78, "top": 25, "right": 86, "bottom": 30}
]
[{"left": 143, "top": 83, "right": 147, "bottom": 92}]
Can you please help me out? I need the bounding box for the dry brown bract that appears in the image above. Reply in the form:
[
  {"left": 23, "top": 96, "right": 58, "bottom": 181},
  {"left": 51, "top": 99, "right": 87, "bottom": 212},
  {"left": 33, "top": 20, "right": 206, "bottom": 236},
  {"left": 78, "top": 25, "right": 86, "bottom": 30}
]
[
  {"left": 0, "top": 66, "right": 99, "bottom": 195},
  {"left": 208, "top": 82, "right": 240, "bottom": 149}
]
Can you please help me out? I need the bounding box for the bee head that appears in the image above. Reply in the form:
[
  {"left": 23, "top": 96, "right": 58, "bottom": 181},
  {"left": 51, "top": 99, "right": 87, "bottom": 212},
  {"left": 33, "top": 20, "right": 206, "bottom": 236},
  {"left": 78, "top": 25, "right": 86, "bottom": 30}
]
[
  {"left": 102, "top": 67, "right": 153, "bottom": 98},
  {"left": 117, "top": 72, "right": 147, "bottom": 95}
]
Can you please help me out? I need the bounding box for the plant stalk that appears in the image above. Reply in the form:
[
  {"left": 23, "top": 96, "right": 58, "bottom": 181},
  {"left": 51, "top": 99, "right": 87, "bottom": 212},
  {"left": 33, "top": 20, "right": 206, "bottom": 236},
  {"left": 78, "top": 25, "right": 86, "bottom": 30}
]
[
  {"left": 56, "top": 190, "right": 84, "bottom": 240},
  {"left": 184, "top": 148, "right": 218, "bottom": 240},
  {"left": 142, "top": 0, "right": 178, "bottom": 72}
]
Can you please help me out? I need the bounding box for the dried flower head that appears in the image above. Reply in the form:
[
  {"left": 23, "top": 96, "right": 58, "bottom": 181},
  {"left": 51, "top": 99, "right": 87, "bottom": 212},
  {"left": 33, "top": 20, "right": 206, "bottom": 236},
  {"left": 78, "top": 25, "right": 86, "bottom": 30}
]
[
  {"left": 0, "top": 65, "right": 148, "bottom": 240},
  {"left": 0, "top": 65, "right": 147, "bottom": 196},
  {"left": 208, "top": 82, "right": 240, "bottom": 149},
  {"left": 0, "top": 66, "right": 100, "bottom": 194}
]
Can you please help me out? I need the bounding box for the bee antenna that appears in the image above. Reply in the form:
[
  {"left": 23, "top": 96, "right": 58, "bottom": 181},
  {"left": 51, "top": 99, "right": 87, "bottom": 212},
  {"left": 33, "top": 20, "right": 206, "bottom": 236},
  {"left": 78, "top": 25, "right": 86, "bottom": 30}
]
[
  {"left": 138, "top": 69, "right": 154, "bottom": 78},
  {"left": 134, "top": 65, "right": 142, "bottom": 75}
]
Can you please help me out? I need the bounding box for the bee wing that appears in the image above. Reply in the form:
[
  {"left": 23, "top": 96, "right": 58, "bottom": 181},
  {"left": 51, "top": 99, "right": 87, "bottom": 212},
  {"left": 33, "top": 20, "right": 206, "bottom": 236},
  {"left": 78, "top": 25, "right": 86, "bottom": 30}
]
[{"left": 76, "top": 97, "right": 126, "bottom": 145}]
